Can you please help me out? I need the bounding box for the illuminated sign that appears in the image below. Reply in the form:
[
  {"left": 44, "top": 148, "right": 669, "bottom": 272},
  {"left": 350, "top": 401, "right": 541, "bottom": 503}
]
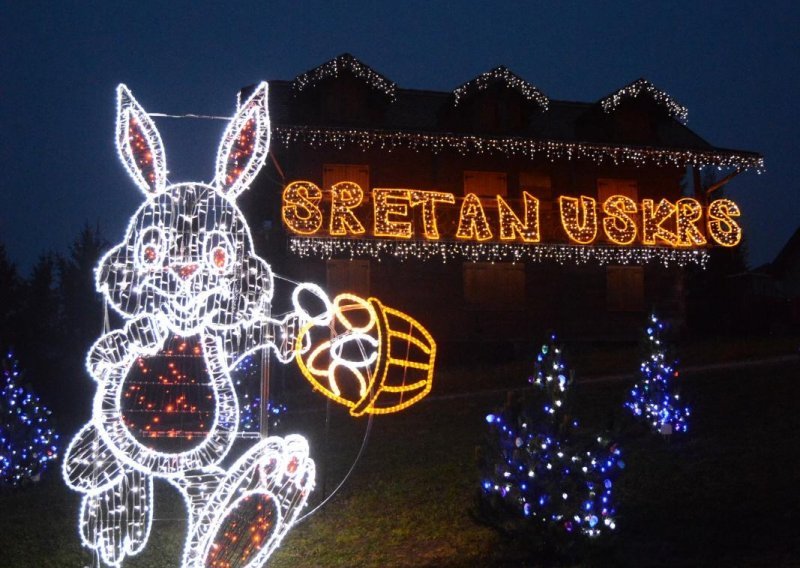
[{"left": 282, "top": 182, "right": 742, "bottom": 249}]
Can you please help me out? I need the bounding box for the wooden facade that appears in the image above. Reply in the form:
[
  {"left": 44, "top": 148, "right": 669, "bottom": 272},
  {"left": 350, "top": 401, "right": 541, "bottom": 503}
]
[{"left": 240, "top": 54, "right": 761, "bottom": 359}]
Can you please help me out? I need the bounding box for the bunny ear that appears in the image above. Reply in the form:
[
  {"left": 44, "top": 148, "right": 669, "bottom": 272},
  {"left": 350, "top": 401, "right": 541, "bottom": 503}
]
[
  {"left": 214, "top": 82, "right": 270, "bottom": 198},
  {"left": 116, "top": 84, "right": 168, "bottom": 195}
]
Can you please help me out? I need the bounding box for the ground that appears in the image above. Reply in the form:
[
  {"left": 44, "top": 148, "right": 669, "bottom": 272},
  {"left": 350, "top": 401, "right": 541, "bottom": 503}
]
[{"left": 1, "top": 342, "right": 799, "bottom": 567}]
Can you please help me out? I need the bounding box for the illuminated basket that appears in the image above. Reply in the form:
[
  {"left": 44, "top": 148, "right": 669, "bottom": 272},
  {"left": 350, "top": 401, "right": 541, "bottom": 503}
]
[{"left": 295, "top": 294, "right": 436, "bottom": 416}]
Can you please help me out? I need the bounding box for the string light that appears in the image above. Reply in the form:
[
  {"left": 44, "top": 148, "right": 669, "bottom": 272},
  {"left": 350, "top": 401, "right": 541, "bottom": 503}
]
[
  {"left": 273, "top": 126, "right": 763, "bottom": 172},
  {"left": 456, "top": 193, "right": 494, "bottom": 241},
  {"left": 329, "top": 181, "right": 366, "bottom": 236},
  {"left": 288, "top": 236, "right": 710, "bottom": 268},
  {"left": 707, "top": 198, "right": 743, "bottom": 247},
  {"left": 479, "top": 335, "right": 622, "bottom": 539},
  {"left": 282, "top": 180, "right": 325, "bottom": 235},
  {"left": 64, "top": 82, "right": 320, "bottom": 568},
  {"left": 65, "top": 81, "right": 438, "bottom": 567},
  {"left": 599, "top": 78, "right": 689, "bottom": 124},
  {"left": 602, "top": 195, "right": 638, "bottom": 245},
  {"left": 295, "top": 294, "right": 436, "bottom": 416},
  {"left": 291, "top": 53, "right": 397, "bottom": 101},
  {"left": 559, "top": 196, "right": 598, "bottom": 244},
  {"left": 642, "top": 198, "right": 679, "bottom": 246},
  {"left": 676, "top": 198, "right": 706, "bottom": 247},
  {"left": 373, "top": 188, "right": 414, "bottom": 239},
  {"left": 624, "top": 313, "right": 689, "bottom": 435},
  {"left": 0, "top": 351, "right": 59, "bottom": 487},
  {"left": 452, "top": 65, "right": 549, "bottom": 110},
  {"left": 498, "top": 192, "right": 540, "bottom": 242}
]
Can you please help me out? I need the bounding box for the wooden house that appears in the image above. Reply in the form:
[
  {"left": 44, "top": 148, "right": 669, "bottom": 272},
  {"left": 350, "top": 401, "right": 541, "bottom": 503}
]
[{"left": 239, "top": 54, "right": 762, "bottom": 360}]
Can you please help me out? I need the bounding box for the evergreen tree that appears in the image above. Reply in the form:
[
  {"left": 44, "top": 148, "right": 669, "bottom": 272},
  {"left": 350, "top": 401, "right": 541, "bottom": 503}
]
[
  {"left": 0, "top": 350, "right": 59, "bottom": 487},
  {"left": 477, "top": 334, "right": 621, "bottom": 546},
  {"left": 0, "top": 243, "right": 22, "bottom": 349},
  {"left": 624, "top": 313, "right": 690, "bottom": 435}
]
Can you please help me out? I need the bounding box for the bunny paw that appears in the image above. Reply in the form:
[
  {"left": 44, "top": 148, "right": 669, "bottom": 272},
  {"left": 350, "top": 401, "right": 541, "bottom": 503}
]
[{"left": 184, "top": 435, "right": 315, "bottom": 568}]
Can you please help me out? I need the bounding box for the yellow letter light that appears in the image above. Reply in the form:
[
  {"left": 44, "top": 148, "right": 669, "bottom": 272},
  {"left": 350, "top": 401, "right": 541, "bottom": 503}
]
[
  {"left": 602, "top": 195, "right": 638, "bottom": 245},
  {"left": 642, "top": 198, "right": 679, "bottom": 246},
  {"left": 282, "top": 181, "right": 323, "bottom": 235},
  {"left": 456, "top": 193, "right": 493, "bottom": 241},
  {"left": 329, "top": 181, "right": 366, "bottom": 236},
  {"left": 373, "top": 188, "right": 414, "bottom": 239},
  {"left": 707, "top": 198, "right": 743, "bottom": 247},
  {"left": 676, "top": 198, "right": 707, "bottom": 247},
  {"left": 411, "top": 190, "right": 455, "bottom": 240},
  {"left": 498, "top": 191, "right": 541, "bottom": 242},
  {"left": 559, "top": 195, "right": 598, "bottom": 244},
  {"left": 295, "top": 294, "right": 436, "bottom": 416}
]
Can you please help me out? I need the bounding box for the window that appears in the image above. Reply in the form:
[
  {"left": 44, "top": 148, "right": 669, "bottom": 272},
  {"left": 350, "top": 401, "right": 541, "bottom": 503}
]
[
  {"left": 323, "top": 164, "right": 370, "bottom": 191},
  {"left": 606, "top": 266, "right": 644, "bottom": 312},
  {"left": 326, "top": 259, "right": 370, "bottom": 296},
  {"left": 464, "top": 171, "right": 507, "bottom": 197},
  {"left": 463, "top": 262, "right": 525, "bottom": 307},
  {"left": 597, "top": 178, "right": 638, "bottom": 202}
]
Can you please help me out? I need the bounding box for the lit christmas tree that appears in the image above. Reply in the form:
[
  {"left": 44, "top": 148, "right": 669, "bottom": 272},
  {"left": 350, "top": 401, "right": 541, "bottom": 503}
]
[
  {"left": 0, "top": 351, "right": 59, "bottom": 487},
  {"left": 624, "top": 313, "right": 690, "bottom": 436},
  {"left": 477, "top": 334, "right": 621, "bottom": 545},
  {"left": 234, "top": 355, "right": 287, "bottom": 434}
]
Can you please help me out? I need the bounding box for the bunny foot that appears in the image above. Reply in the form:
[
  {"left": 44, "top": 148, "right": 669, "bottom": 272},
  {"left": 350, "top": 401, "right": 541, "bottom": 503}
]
[{"left": 179, "top": 435, "right": 315, "bottom": 568}]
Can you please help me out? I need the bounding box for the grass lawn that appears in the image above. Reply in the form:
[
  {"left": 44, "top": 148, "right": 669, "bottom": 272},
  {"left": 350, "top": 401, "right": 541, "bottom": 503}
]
[{"left": 1, "top": 353, "right": 798, "bottom": 567}]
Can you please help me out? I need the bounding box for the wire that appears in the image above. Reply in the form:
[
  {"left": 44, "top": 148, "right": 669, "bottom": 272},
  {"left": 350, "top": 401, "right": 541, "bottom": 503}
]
[{"left": 149, "top": 112, "right": 232, "bottom": 121}]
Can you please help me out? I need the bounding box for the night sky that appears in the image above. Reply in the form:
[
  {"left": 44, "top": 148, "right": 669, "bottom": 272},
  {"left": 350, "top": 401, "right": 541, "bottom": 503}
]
[{"left": 2, "top": 1, "right": 798, "bottom": 272}]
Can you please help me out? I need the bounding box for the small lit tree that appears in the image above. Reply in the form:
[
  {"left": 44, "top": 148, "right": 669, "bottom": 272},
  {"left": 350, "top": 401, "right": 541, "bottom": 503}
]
[
  {"left": 477, "top": 334, "right": 621, "bottom": 547},
  {"left": 624, "top": 313, "right": 690, "bottom": 436},
  {"left": 0, "top": 351, "right": 59, "bottom": 487},
  {"left": 234, "top": 355, "right": 287, "bottom": 434}
]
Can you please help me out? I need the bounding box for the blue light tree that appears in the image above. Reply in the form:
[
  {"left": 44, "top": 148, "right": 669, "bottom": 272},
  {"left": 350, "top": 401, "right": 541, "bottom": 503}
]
[
  {"left": 477, "top": 334, "right": 622, "bottom": 544},
  {"left": 233, "top": 355, "right": 287, "bottom": 434},
  {"left": 0, "top": 351, "right": 59, "bottom": 487},
  {"left": 624, "top": 314, "right": 690, "bottom": 436}
]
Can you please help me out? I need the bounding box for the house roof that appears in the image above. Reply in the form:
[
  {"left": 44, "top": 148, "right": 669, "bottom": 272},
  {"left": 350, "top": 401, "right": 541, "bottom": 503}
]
[{"left": 251, "top": 54, "right": 762, "bottom": 172}]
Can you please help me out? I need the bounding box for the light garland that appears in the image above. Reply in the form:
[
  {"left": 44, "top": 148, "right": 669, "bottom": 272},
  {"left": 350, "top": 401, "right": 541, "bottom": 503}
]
[
  {"left": 273, "top": 126, "right": 764, "bottom": 172},
  {"left": 65, "top": 82, "right": 437, "bottom": 568},
  {"left": 452, "top": 65, "right": 549, "bottom": 110},
  {"left": 600, "top": 78, "right": 689, "bottom": 124},
  {"left": 291, "top": 53, "right": 397, "bottom": 101},
  {"left": 289, "top": 236, "right": 709, "bottom": 268}
]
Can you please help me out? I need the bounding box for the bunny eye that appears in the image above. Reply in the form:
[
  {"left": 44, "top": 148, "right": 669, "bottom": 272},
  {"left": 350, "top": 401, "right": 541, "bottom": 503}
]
[
  {"left": 204, "top": 231, "right": 234, "bottom": 274},
  {"left": 211, "top": 246, "right": 228, "bottom": 269},
  {"left": 136, "top": 227, "right": 166, "bottom": 268}
]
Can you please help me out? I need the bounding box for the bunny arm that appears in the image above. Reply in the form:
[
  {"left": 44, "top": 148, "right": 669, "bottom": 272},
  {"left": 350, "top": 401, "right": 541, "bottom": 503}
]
[
  {"left": 214, "top": 312, "right": 305, "bottom": 371},
  {"left": 86, "top": 314, "right": 166, "bottom": 382}
]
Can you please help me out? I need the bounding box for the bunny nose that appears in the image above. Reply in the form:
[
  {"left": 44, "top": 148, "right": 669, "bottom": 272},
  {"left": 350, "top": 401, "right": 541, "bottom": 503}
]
[{"left": 173, "top": 263, "right": 199, "bottom": 280}]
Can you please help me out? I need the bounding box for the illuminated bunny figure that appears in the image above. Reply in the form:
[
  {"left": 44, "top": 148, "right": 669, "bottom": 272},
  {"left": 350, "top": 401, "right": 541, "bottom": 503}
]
[
  {"left": 63, "top": 82, "right": 437, "bottom": 568},
  {"left": 63, "top": 83, "right": 328, "bottom": 568}
]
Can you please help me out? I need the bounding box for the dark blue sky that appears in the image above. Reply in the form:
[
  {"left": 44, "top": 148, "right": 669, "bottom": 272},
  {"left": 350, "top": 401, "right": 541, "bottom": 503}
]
[{"left": 2, "top": 1, "right": 798, "bottom": 272}]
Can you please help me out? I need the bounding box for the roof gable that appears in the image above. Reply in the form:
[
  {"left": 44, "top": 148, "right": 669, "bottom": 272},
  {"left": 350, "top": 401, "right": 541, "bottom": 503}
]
[
  {"left": 452, "top": 66, "right": 549, "bottom": 111},
  {"left": 291, "top": 53, "right": 397, "bottom": 101},
  {"left": 599, "top": 78, "right": 688, "bottom": 124}
]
